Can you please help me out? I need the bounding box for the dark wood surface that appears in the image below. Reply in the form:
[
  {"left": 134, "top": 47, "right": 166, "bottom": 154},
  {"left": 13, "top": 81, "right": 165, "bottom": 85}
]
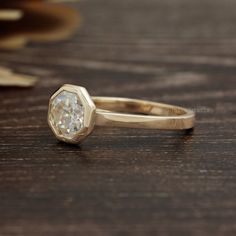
[{"left": 0, "top": 0, "right": 236, "bottom": 235}]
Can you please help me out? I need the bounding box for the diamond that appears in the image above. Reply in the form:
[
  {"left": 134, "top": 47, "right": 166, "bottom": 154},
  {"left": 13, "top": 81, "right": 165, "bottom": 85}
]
[{"left": 49, "top": 90, "right": 84, "bottom": 139}]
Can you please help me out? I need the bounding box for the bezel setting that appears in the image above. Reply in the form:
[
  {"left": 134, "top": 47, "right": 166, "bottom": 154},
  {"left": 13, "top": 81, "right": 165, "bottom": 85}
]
[{"left": 48, "top": 84, "right": 96, "bottom": 144}]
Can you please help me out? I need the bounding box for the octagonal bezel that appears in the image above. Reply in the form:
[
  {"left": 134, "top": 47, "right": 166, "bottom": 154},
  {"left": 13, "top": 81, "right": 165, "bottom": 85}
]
[{"left": 48, "top": 84, "right": 96, "bottom": 144}]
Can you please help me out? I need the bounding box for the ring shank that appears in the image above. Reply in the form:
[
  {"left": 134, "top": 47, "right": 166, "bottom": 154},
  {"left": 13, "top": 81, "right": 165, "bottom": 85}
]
[{"left": 92, "top": 97, "right": 195, "bottom": 130}]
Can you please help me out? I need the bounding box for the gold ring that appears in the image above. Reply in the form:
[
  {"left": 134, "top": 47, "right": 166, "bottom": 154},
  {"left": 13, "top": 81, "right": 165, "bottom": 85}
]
[{"left": 48, "top": 84, "right": 195, "bottom": 144}]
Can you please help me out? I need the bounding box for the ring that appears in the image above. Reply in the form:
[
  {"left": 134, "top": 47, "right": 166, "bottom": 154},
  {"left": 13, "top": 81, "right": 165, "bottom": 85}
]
[{"left": 48, "top": 84, "right": 195, "bottom": 144}]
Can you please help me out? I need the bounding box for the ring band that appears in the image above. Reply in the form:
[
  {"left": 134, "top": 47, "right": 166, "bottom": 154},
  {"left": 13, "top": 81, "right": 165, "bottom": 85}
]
[
  {"left": 94, "top": 97, "right": 194, "bottom": 130},
  {"left": 48, "top": 84, "right": 195, "bottom": 144}
]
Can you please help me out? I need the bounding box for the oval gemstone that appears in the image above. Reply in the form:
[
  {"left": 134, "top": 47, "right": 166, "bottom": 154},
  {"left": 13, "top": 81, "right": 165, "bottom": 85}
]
[{"left": 49, "top": 91, "right": 84, "bottom": 139}]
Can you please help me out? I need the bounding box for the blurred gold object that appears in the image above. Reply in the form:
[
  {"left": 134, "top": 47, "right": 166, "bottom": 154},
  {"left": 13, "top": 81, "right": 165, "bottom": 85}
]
[
  {"left": 0, "top": 67, "right": 37, "bottom": 87},
  {"left": 0, "top": 10, "right": 23, "bottom": 21},
  {"left": 0, "top": 1, "right": 79, "bottom": 87},
  {"left": 0, "top": 0, "right": 79, "bottom": 49}
]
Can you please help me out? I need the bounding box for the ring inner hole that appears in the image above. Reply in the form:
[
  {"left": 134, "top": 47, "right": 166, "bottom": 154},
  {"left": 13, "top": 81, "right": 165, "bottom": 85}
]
[{"left": 94, "top": 99, "right": 185, "bottom": 116}]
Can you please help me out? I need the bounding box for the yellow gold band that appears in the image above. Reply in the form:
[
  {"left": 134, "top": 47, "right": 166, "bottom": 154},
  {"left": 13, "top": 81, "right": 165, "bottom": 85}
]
[{"left": 93, "top": 97, "right": 195, "bottom": 130}]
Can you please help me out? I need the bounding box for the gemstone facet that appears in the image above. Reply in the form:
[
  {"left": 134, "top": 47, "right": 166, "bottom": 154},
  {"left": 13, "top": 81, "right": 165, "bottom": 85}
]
[{"left": 48, "top": 90, "right": 84, "bottom": 140}]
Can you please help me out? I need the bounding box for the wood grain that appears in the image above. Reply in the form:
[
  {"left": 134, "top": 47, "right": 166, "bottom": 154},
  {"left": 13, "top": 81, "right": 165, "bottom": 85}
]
[{"left": 0, "top": 0, "right": 236, "bottom": 235}]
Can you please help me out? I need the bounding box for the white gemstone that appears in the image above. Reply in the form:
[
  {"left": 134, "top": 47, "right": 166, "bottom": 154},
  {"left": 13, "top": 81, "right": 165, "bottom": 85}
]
[{"left": 49, "top": 91, "right": 84, "bottom": 139}]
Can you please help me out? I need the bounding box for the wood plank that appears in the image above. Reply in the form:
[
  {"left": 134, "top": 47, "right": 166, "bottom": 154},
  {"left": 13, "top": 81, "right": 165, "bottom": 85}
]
[{"left": 0, "top": 0, "right": 235, "bottom": 235}]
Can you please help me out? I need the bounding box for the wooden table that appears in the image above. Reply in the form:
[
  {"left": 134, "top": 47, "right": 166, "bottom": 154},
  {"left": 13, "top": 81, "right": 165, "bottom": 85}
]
[{"left": 0, "top": 0, "right": 235, "bottom": 235}]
